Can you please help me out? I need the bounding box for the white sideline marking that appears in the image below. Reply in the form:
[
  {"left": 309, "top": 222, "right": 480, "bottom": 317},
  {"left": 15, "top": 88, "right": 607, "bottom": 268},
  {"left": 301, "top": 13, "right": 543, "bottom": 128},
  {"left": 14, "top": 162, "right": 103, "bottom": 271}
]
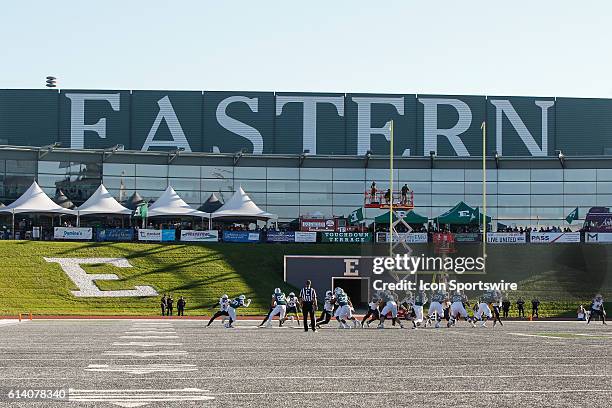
[
  {"left": 69, "top": 388, "right": 213, "bottom": 407},
  {"left": 509, "top": 332, "right": 570, "bottom": 340},
  {"left": 85, "top": 364, "right": 197, "bottom": 375},
  {"left": 0, "top": 320, "right": 22, "bottom": 326},
  {"left": 210, "top": 389, "right": 612, "bottom": 396},
  {"left": 120, "top": 336, "right": 179, "bottom": 339},
  {"left": 124, "top": 331, "right": 177, "bottom": 334},
  {"left": 103, "top": 351, "right": 188, "bottom": 357},
  {"left": 112, "top": 342, "right": 183, "bottom": 347}
]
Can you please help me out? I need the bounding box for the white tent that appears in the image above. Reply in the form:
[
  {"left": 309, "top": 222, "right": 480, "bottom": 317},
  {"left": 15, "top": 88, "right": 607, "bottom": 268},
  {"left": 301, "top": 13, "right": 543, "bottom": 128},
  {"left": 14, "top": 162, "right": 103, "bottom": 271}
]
[
  {"left": 0, "top": 181, "right": 74, "bottom": 215},
  {"left": 147, "top": 186, "right": 209, "bottom": 218},
  {"left": 211, "top": 187, "right": 277, "bottom": 221},
  {"left": 75, "top": 184, "right": 132, "bottom": 226}
]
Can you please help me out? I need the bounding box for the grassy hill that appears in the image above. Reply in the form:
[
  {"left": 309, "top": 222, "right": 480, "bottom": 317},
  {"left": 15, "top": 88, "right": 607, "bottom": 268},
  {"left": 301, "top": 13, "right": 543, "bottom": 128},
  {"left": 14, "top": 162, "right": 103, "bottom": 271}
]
[{"left": 0, "top": 241, "right": 608, "bottom": 317}]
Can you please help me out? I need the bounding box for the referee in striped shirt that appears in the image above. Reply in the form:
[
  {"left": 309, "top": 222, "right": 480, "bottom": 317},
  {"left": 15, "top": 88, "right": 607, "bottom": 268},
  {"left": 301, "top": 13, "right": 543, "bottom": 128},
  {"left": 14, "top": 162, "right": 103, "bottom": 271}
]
[{"left": 299, "top": 280, "right": 318, "bottom": 332}]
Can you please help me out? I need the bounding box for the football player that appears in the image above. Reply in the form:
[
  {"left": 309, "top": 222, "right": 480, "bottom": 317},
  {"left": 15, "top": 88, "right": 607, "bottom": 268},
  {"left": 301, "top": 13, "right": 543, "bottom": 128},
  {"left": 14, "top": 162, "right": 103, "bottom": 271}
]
[
  {"left": 473, "top": 296, "right": 492, "bottom": 327},
  {"left": 280, "top": 292, "right": 301, "bottom": 325},
  {"left": 263, "top": 288, "right": 287, "bottom": 328},
  {"left": 427, "top": 289, "right": 447, "bottom": 328},
  {"left": 226, "top": 295, "right": 252, "bottom": 328},
  {"left": 378, "top": 290, "right": 404, "bottom": 329},
  {"left": 206, "top": 294, "right": 231, "bottom": 327},
  {"left": 316, "top": 290, "right": 335, "bottom": 328},
  {"left": 587, "top": 294, "right": 607, "bottom": 325},
  {"left": 448, "top": 290, "right": 475, "bottom": 328},
  {"left": 361, "top": 295, "right": 381, "bottom": 328},
  {"left": 411, "top": 290, "right": 427, "bottom": 329},
  {"left": 334, "top": 287, "right": 358, "bottom": 328}
]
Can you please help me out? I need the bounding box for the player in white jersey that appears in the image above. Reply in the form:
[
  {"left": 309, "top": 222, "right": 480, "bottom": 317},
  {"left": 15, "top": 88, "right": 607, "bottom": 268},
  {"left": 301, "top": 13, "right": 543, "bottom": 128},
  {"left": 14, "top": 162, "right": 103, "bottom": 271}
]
[
  {"left": 587, "top": 294, "right": 606, "bottom": 325},
  {"left": 333, "top": 287, "right": 358, "bottom": 328},
  {"left": 378, "top": 290, "right": 404, "bottom": 329},
  {"left": 206, "top": 294, "right": 231, "bottom": 327},
  {"left": 427, "top": 290, "right": 447, "bottom": 328},
  {"left": 263, "top": 288, "right": 288, "bottom": 328},
  {"left": 361, "top": 296, "right": 381, "bottom": 328},
  {"left": 473, "top": 296, "right": 492, "bottom": 327},
  {"left": 411, "top": 291, "right": 428, "bottom": 329},
  {"left": 226, "top": 295, "right": 252, "bottom": 328},
  {"left": 316, "top": 290, "right": 335, "bottom": 328},
  {"left": 448, "top": 290, "right": 475, "bottom": 328},
  {"left": 280, "top": 292, "right": 301, "bottom": 325}
]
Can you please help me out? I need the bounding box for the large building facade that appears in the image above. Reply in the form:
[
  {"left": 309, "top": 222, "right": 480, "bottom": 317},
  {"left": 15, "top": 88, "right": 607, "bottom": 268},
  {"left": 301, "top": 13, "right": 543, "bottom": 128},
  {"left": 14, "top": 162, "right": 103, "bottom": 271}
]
[{"left": 1, "top": 89, "right": 612, "bottom": 227}]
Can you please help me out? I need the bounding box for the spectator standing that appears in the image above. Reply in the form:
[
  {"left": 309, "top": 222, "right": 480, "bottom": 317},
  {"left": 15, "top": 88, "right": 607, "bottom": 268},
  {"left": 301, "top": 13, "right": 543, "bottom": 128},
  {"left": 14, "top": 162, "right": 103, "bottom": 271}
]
[
  {"left": 502, "top": 298, "right": 511, "bottom": 318},
  {"left": 516, "top": 298, "right": 525, "bottom": 318},
  {"left": 401, "top": 184, "right": 410, "bottom": 204},
  {"left": 177, "top": 296, "right": 186, "bottom": 316},
  {"left": 370, "top": 181, "right": 377, "bottom": 202},
  {"left": 160, "top": 294, "right": 167, "bottom": 316},
  {"left": 167, "top": 295, "right": 174, "bottom": 316},
  {"left": 299, "top": 280, "right": 318, "bottom": 332},
  {"left": 384, "top": 189, "right": 391, "bottom": 204},
  {"left": 531, "top": 298, "right": 540, "bottom": 318}
]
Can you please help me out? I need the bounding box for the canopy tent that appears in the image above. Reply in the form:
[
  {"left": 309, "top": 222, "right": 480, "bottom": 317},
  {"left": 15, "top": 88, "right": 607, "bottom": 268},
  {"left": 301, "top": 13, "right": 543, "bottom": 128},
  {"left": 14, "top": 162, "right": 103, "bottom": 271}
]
[
  {"left": 147, "top": 186, "right": 209, "bottom": 218},
  {"left": 211, "top": 187, "right": 277, "bottom": 221},
  {"left": 0, "top": 181, "right": 74, "bottom": 215},
  {"left": 373, "top": 210, "right": 428, "bottom": 225},
  {"left": 0, "top": 202, "right": 4, "bottom": 208},
  {"left": 53, "top": 190, "right": 76, "bottom": 210},
  {"left": 434, "top": 201, "right": 491, "bottom": 225},
  {"left": 75, "top": 184, "right": 132, "bottom": 226},
  {"left": 124, "top": 192, "right": 145, "bottom": 211},
  {"left": 198, "top": 193, "right": 223, "bottom": 213}
]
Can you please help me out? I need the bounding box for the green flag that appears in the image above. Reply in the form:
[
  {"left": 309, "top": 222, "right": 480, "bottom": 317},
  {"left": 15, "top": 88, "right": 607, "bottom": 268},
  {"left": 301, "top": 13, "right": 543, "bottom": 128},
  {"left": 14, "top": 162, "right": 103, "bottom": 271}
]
[
  {"left": 348, "top": 207, "right": 364, "bottom": 224},
  {"left": 136, "top": 203, "right": 148, "bottom": 218},
  {"left": 565, "top": 207, "right": 578, "bottom": 224}
]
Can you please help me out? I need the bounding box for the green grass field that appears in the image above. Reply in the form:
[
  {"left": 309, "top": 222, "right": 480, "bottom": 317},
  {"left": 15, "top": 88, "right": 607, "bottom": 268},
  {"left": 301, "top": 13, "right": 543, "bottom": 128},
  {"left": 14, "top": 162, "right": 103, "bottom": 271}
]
[{"left": 0, "top": 241, "right": 606, "bottom": 317}]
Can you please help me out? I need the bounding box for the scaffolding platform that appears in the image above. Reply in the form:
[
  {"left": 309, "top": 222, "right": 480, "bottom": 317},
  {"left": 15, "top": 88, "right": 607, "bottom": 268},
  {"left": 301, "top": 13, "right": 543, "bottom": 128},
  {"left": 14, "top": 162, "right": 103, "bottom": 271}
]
[{"left": 364, "top": 190, "right": 414, "bottom": 210}]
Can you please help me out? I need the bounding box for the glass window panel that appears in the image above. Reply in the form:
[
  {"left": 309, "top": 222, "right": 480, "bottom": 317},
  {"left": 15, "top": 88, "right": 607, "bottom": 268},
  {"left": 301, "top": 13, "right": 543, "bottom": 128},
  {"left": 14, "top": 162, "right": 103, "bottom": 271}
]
[
  {"left": 267, "top": 180, "right": 299, "bottom": 193},
  {"left": 299, "top": 206, "right": 333, "bottom": 218},
  {"left": 465, "top": 182, "right": 497, "bottom": 194},
  {"left": 332, "top": 181, "right": 365, "bottom": 194},
  {"left": 234, "top": 166, "right": 267, "bottom": 179},
  {"left": 201, "top": 179, "right": 234, "bottom": 192},
  {"left": 531, "top": 169, "right": 563, "bottom": 182},
  {"left": 497, "top": 207, "right": 531, "bottom": 219},
  {"left": 464, "top": 169, "right": 497, "bottom": 182},
  {"left": 136, "top": 164, "right": 168, "bottom": 178},
  {"left": 410, "top": 181, "right": 432, "bottom": 194},
  {"left": 430, "top": 195, "right": 465, "bottom": 207},
  {"left": 563, "top": 194, "right": 596, "bottom": 207},
  {"left": 531, "top": 182, "right": 563, "bottom": 194},
  {"left": 432, "top": 169, "right": 464, "bottom": 181},
  {"left": 333, "top": 206, "right": 362, "bottom": 218},
  {"left": 135, "top": 177, "right": 168, "bottom": 190},
  {"left": 266, "top": 205, "right": 299, "bottom": 219},
  {"left": 103, "top": 163, "right": 136, "bottom": 177},
  {"left": 597, "top": 182, "right": 612, "bottom": 193},
  {"left": 332, "top": 194, "right": 364, "bottom": 206},
  {"left": 201, "top": 166, "right": 233, "bottom": 179},
  {"left": 413, "top": 194, "right": 431, "bottom": 207},
  {"left": 531, "top": 195, "right": 563, "bottom": 207},
  {"left": 106, "top": 188, "right": 135, "bottom": 201},
  {"left": 0, "top": 160, "right": 5, "bottom": 173},
  {"left": 498, "top": 169, "right": 530, "bottom": 182},
  {"left": 175, "top": 190, "right": 201, "bottom": 205},
  {"left": 365, "top": 168, "right": 399, "bottom": 183},
  {"left": 398, "top": 168, "right": 432, "bottom": 182},
  {"left": 564, "top": 182, "right": 596, "bottom": 194},
  {"left": 139, "top": 190, "right": 165, "bottom": 202},
  {"left": 38, "top": 174, "right": 70, "bottom": 189},
  {"left": 431, "top": 182, "right": 464, "bottom": 194},
  {"left": 301, "top": 168, "right": 332, "bottom": 180},
  {"left": 37, "top": 161, "right": 66, "bottom": 175},
  {"left": 498, "top": 182, "right": 530, "bottom": 194},
  {"left": 333, "top": 168, "right": 365, "bottom": 181},
  {"left": 3, "top": 175, "right": 35, "bottom": 199},
  {"left": 267, "top": 167, "right": 299, "bottom": 180},
  {"left": 564, "top": 169, "right": 596, "bottom": 182},
  {"left": 168, "top": 178, "right": 200, "bottom": 191},
  {"left": 597, "top": 169, "right": 612, "bottom": 181},
  {"left": 5, "top": 159, "right": 35, "bottom": 174},
  {"left": 168, "top": 165, "right": 200, "bottom": 178},
  {"left": 299, "top": 193, "right": 333, "bottom": 206},
  {"left": 267, "top": 193, "right": 299, "bottom": 206},
  {"left": 300, "top": 180, "right": 333, "bottom": 193},
  {"left": 498, "top": 195, "right": 530, "bottom": 207},
  {"left": 464, "top": 195, "right": 498, "bottom": 208},
  {"left": 597, "top": 195, "right": 612, "bottom": 206},
  {"left": 531, "top": 207, "right": 564, "bottom": 219},
  {"left": 235, "top": 179, "right": 267, "bottom": 192}
]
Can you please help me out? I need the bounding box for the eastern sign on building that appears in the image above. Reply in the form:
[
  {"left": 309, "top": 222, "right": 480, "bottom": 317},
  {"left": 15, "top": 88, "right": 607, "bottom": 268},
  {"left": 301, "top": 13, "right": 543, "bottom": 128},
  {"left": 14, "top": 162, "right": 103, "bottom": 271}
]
[{"left": 2, "top": 90, "right": 612, "bottom": 157}]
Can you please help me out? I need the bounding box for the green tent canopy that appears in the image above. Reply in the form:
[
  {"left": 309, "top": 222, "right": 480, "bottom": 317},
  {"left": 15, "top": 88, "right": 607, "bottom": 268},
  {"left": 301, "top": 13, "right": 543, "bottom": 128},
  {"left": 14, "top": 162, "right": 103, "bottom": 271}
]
[
  {"left": 373, "top": 210, "right": 428, "bottom": 225},
  {"left": 435, "top": 201, "right": 491, "bottom": 225}
]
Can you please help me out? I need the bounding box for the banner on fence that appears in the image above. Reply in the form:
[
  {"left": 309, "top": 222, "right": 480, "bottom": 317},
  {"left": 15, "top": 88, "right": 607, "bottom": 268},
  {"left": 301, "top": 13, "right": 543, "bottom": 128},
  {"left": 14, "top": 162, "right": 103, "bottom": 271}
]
[
  {"left": 266, "top": 231, "right": 295, "bottom": 242},
  {"left": 300, "top": 218, "right": 335, "bottom": 232},
  {"left": 180, "top": 230, "right": 219, "bottom": 242},
  {"left": 529, "top": 232, "right": 581, "bottom": 243},
  {"left": 486, "top": 232, "right": 527, "bottom": 244},
  {"left": 294, "top": 231, "right": 317, "bottom": 243},
  {"left": 223, "top": 230, "right": 261, "bottom": 243},
  {"left": 375, "top": 232, "right": 428, "bottom": 243},
  {"left": 454, "top": 233, "right": 480, "bottom": 243},
  {"left": 97, "top": 228, "right": 134, "bottom": 242},
  {"left": 54, "top": 227, "right": 93, "bottom": 240},
  {"left": 585, "top": 232, "right": 612, "bottom": 243},
  {"left": 321, "top": 232, "right": 372, "bottom": 243}
]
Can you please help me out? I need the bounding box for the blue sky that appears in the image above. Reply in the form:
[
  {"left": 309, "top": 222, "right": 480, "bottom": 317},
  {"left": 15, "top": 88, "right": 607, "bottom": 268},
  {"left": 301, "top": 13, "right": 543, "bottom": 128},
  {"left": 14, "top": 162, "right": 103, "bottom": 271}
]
[{"left": 1, "top": 1, "right": 611, "bottom": 97}]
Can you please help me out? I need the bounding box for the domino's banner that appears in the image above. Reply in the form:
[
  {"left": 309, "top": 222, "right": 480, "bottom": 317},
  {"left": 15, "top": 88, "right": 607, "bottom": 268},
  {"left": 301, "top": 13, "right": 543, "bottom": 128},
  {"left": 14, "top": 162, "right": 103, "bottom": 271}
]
[
  {"left": 97, "top": 228, "right": 134, "bottom": 242},
  {"left": 54, "top": 227, "right": 93, "bottom": 240},
  {"left": 294, "top": 231, "right": 317, "bottom": 243},
  {"left": 223, "top": 230, "right": 261, "bottom": 243},
  {"left": 529, "top": 232, "right": 581, "bottom": 243},
  {"left": 486, "top": 232, "right": 527, "bottom": 244},
  {"left": 321, "top": 232, "right": 372, "bottom": 243},
  {"left": 376, "top": 232, "right": 428, "bottom": 243},
  {"left": 266, "top": 231, "right": 295, "bottom": 243},
  {"left": 180, "top": 230, "right": 219, "bottom": 242},
  {"left": 585, "top": 232, "right": 612, "bottom": 243}
]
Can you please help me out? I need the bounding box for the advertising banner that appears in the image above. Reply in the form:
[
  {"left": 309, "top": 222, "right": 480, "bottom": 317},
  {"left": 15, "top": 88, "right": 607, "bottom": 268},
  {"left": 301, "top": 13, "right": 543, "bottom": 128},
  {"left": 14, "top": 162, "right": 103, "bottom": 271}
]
[
  {"left": 54, "top": 227, "right": 93, "bottom": 240},
  {"left": 138, "top": 229, "right": 162, "bottom": 241},
  {"left": 454, "top": 233, "right": 480, "bottom": 243},
  {"left": 266, "top": 231, "right": 295, "bottom": 243},
  {"left": 300, "top": 218, "right": 335, "bottom": 232},
  {"left": 180, "top": 230, "right": 218, "bottom": 242},
  {"left": 321, "top": 232, "right": 372, "bottom": 243},
  {"left": 294, "top": 231, "right": 317, "bottom": 243},
  {"left": 223, "top": 231, "right": 262, "bottom": 243},
  {"left": 486, "top": 232, "right": 527, "bottom": 244},
  {"left": 375, "top": 232, "right": 428, "bottom": 243},
  {"left": 97, "top": 228, "right": 134, "bottom": 242},
  {"left": 529, "top": 232, "right": 581, "bottom": 243},
  {"left": 161, "top": 230, "right": 176, "bottom": 242},
  {"left": 585, "top": 232, "right": 612, "bottom": 243}
]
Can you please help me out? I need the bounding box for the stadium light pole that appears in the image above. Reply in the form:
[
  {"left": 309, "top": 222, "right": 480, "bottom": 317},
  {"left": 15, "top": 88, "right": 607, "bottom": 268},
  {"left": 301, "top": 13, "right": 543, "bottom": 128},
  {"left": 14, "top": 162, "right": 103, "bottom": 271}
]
[{"left": 481, "top": 121, "right": 487, "bottom": 270}]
